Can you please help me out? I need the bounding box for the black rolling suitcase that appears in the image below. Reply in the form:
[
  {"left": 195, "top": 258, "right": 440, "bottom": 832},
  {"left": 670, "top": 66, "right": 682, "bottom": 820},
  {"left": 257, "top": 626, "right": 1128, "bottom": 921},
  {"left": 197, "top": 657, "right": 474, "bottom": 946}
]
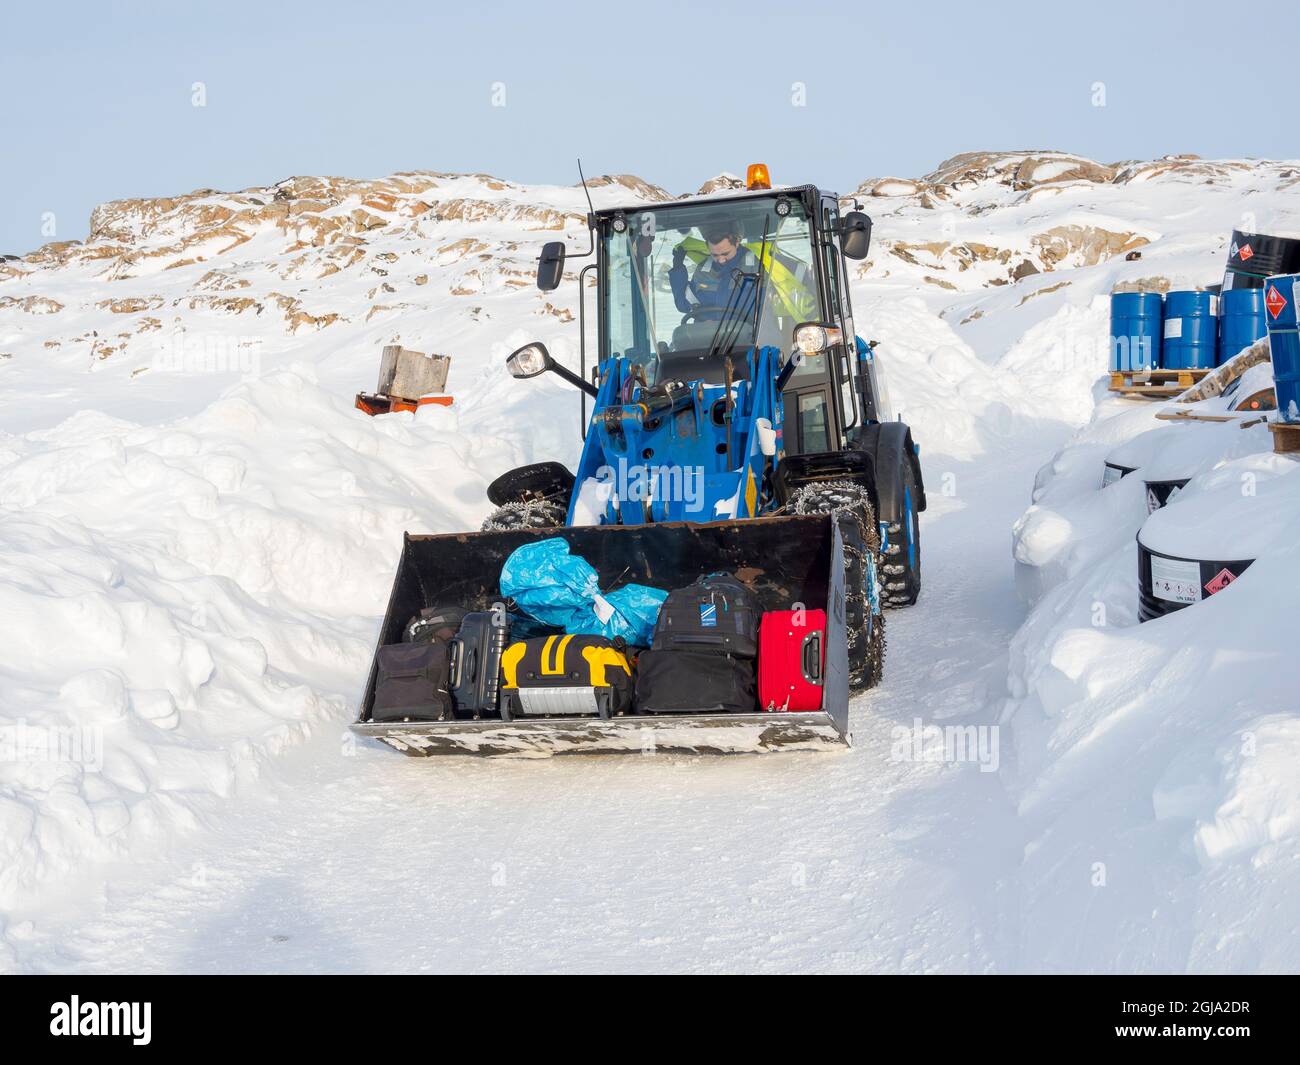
[{"left": 448, "top": 610, "right": 510, "bottom": 719}]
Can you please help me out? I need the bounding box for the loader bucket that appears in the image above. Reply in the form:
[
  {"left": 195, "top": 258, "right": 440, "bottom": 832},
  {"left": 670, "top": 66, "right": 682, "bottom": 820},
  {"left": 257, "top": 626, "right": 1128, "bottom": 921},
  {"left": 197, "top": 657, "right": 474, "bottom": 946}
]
[{"left": 352, "top": 515, "right": 851, "bottom": 756}]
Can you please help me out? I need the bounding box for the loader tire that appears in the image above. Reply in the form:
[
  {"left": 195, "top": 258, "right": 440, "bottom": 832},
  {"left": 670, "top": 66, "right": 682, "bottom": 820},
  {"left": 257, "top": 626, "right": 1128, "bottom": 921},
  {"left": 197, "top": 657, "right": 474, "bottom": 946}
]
[
  {"left": 882, "top": 457, "right": 921, "bottom": 608},
  {"left": 480, "top": 498, "right": 567, "bottom": 532},
  {"left": 788, "top": 480, "right": 884, "bottom": 692}
]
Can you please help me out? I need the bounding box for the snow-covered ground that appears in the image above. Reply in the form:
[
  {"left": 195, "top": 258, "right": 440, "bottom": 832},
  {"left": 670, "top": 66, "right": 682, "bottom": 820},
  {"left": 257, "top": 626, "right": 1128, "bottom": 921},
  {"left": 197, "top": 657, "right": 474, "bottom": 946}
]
[{"left": 2, "top": 152, "right": 1298, "bottom": 972}]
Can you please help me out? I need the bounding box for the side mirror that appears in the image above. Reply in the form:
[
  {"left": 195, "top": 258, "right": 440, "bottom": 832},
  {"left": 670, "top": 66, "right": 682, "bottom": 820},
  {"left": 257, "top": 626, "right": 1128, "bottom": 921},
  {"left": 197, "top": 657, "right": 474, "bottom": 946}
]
[
  {"left": 841, "top": 211, "right": 872, "bottom": 260},
  {"left": 506, "top": 341, "right": 553, "bottom": 379},
  {"left": 537, "top": 241, "right": 566, "bottom": 291}
]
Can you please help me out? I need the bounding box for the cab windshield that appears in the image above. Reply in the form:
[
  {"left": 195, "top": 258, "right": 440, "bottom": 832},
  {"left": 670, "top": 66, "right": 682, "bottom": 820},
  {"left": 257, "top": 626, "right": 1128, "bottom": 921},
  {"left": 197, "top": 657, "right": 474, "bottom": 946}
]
[{"left": 601, "top": 195, "right": 820, "bottom": 384}]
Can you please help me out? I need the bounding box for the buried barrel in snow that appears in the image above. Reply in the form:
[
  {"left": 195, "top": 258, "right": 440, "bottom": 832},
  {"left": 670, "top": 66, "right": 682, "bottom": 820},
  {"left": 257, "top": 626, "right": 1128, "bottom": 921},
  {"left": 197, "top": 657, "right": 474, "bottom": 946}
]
[
  {"left": 1137, "top": 534, "right": 1253, "bottom": 623},
  {"left": 1143, "top": 477, "right": 1189, "bottom": 514},
  {"left": 1109, "top": 291, "right": 1162, "bottom": 372},
  {"left": 1162, "top": 291, "right": 1218, "bottom": 370},
  {"left": 352, "top": 515, "right": 854, "bottom": 756},
  {"left": 1264, "top": 273, "right": 1300, "bottom": 422}
]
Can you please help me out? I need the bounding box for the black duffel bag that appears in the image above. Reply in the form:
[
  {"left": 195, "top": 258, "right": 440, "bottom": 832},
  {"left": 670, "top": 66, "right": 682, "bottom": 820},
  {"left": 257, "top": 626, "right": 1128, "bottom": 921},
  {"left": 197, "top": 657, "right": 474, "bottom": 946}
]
[
  {"left": 634, "top": 649, "right": 756, "bottom": 715},
  {"left": 371, "top": 641, "right": 454, "bottom": 722},
  {"left": 650, "top": 572, "right": 760, "bottom": 658}
]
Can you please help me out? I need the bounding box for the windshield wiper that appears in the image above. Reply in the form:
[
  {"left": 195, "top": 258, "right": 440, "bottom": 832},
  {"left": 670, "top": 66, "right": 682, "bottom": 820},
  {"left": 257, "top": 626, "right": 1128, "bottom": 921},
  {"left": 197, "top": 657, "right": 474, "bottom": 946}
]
[{"left": 703, "top": 217, "right": 771, "bottom": 365}]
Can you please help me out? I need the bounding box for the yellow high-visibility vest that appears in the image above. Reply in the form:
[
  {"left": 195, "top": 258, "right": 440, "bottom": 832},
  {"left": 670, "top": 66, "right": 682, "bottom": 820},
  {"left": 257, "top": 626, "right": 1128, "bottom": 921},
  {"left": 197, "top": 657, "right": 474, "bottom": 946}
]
[{"left": 676, "top": 237, "right": 817, "bottom": 323}]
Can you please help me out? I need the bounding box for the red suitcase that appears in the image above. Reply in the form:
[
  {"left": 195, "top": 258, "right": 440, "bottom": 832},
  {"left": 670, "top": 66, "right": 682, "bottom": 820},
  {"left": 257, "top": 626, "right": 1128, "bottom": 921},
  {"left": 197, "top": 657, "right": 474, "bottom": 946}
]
[{"left": 757, "top": 609, "right": 826, "bottom": 712}]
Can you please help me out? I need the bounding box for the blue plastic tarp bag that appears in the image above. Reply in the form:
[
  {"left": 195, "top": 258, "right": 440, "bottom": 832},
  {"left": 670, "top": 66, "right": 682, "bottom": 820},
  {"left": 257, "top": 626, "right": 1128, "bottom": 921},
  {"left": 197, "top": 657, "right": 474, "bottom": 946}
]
[{"left": 499, "top": 538, "right": 667, "bottom": 646}]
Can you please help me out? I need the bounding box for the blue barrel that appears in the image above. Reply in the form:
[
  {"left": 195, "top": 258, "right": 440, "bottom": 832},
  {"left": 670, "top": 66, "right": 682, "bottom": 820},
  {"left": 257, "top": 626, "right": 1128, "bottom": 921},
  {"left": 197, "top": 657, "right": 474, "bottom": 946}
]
[
  {"left": 1162, "top": 291, "right": 1218, "bottom": 370},
  {"left": 1265, "top": 273, "right": 1300, "bottom": 422},
  {"left": 1219, "top": 287, "right": 1267, "bottom": 364},
  {"left": 1110, "top": 292, "right": 1162, "bottom": 372}
]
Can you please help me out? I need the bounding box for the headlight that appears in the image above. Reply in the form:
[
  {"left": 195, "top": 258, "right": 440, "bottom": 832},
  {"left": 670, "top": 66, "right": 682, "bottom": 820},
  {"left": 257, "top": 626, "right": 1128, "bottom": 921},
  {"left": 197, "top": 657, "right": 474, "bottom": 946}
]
[
  {"left": 793, "top": 323, "right": 843, "bottom": 355},
  {"left": 506, "top": 342, "right": 552, "bottom": 379}
]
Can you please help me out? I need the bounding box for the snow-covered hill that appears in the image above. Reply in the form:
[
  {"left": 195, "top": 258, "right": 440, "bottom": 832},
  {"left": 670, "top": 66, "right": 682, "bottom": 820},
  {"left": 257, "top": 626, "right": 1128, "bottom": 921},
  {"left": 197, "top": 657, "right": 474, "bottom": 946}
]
[{"left": 2, "top": 152, "right": 1298, "bottom": 972}]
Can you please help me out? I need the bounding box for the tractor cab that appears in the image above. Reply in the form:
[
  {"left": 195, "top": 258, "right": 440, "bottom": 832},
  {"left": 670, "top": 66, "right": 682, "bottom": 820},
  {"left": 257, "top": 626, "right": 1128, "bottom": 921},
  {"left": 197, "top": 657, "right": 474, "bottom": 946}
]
[
  {"left": 506, "top": 169, "right": 894, "bottom": 529},
  {"left": 577, "top": 178, "right": 879, "bottom": 459}
]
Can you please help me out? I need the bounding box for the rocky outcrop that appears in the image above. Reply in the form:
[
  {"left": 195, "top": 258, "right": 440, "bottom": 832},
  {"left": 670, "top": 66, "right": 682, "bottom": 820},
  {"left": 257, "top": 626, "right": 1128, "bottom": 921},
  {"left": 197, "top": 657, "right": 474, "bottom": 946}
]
[
  {"left": 1030, "top": 225, "right": 1148, "bottom": 269},
  {"left": 695, "top": 173, "right": 744, "bottom": 196},
  {"left": 581, "top": 174, "right": 671, "bottom": 203},
  {"left": 0, "top": 295, "right": 64, "bottom": 314},
  {"left": 925, "top": 151, "right": 1118, "bottom": 190}
]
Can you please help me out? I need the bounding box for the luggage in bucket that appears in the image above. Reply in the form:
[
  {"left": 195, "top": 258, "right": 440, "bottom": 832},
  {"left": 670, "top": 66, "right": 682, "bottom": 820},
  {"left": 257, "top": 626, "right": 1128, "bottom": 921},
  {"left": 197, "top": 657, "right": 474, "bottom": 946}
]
[
  {"left": 498, "top": 537, "right": 666, "bottom": 646},
  {"left": 757, "top": 609, "right": 826, "bottom": 712},
  {"left": 371, "top": 641, "right": 454, "bottom": 723},
  {"left": 448, "top": 610, "right": 510, "bottom": 719},
  {"left": 634, "top": 571, "right": 760, "bottom": 714},
  {"left": 500, "top": 634, "right": 633, "bottom": 719},
  {"left": 650, "top": 573, "right": 760, "bottom": 657},
  {"left": 354, "top": 517, "right": 853, "bottom": 755},
  {"left": 634, "top": 649, "right": 757, "bottom": 715}
]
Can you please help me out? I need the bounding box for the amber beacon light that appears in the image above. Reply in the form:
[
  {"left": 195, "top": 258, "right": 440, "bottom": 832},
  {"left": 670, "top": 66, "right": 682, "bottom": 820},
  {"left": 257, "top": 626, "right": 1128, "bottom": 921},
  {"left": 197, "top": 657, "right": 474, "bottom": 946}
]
[{"left": 746, "top": 163, "right": 772, "bottom": 190}]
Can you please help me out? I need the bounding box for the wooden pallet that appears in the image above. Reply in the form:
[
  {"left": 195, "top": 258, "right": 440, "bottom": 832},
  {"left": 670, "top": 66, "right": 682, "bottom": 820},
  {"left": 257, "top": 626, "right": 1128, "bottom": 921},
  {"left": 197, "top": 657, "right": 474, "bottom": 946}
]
[
  {"left": 1109, "top": 367, "right": 1212, "bottom": 397},
  {"left": 1267, "top": 422, "right": 1300, "bottom": 455}
]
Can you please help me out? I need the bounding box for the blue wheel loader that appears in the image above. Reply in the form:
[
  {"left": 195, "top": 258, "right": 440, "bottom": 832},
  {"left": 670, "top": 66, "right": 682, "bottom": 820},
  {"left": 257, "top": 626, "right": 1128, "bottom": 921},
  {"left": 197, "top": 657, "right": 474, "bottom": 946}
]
[{"left": 353, "top": 167, "right": 925, "bottom": 755}]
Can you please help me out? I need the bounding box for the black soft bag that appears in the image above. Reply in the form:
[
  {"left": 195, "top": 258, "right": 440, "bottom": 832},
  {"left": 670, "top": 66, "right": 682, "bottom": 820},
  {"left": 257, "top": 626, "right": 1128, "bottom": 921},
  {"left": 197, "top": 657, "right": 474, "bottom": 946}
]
[
  {"left": 634, "top": 649, "right": 756, "bottom": 715},
  {"left": 371, "top": 641, "right": 454, "bottom": 722},
  {"left": 404, "top": 605, "right": 468, "bottom": 644},
  {"left": 651, "top": 573, "right": 760, "bottom": 658}
]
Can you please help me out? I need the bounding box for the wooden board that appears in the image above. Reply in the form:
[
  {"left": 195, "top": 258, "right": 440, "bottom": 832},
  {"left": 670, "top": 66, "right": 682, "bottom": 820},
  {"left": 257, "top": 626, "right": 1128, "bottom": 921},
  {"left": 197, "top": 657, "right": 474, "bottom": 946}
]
[
  {"left": 1154, "top": 410, "right": 1240, "bottom": 423},
  {"left": 1267, "top": 422, "right": 1300, "bottom": 455},
  {"left": 377, "top": 346, "right": 451, "bottom": 400},
  {"left": 1177, "top": 340, "right": 1270, "bottom": 404}
]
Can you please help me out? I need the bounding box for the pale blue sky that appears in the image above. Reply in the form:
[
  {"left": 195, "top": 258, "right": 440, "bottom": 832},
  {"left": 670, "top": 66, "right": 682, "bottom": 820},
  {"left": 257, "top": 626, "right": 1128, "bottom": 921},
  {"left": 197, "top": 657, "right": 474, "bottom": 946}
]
[{"left": 2, "top": 0, "right": 1297, "bottom": 253}]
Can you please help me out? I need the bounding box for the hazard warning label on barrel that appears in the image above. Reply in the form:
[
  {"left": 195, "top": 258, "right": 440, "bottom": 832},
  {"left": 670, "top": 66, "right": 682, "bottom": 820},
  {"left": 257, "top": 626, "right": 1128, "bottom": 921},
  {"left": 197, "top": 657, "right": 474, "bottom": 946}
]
[
  {"left": 1266, "top": 284, "right": 1287, "bottom": 319},
  {"left": 1204, "top": 568, "right": 1238, "bottom": 595},
  {"left": 1238, "top": 243, "right": 1254, "bottom": 262},
  {"left": 1151, "top": 555, "right": 1200, "bottom": 604}
]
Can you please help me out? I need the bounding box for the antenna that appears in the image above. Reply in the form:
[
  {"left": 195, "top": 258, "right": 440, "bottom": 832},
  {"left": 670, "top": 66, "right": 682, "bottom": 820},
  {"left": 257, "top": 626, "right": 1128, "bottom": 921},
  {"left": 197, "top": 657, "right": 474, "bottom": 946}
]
[
  {"left": 571, "top": 158, "right": 597, "bottom": 258},
  {"left": 577, "top": 157, "right": 596, "bottom": 221}
]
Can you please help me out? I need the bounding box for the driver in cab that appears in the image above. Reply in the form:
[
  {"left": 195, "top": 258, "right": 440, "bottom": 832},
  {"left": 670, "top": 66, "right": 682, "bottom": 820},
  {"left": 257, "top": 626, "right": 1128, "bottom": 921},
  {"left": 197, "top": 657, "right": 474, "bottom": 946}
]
[
  {"left": 667, "top": 224, "right": 755, "bottom": 319},
  {"left": 667, "top": 222, "right": 816, "bottom": 326}
]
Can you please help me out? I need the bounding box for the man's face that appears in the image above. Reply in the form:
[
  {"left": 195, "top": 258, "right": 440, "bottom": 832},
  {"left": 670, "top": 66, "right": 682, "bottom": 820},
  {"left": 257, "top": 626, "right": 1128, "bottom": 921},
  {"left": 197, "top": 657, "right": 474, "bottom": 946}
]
[{"left": 707, "top": 237, "right": 739, "bottom": 265}]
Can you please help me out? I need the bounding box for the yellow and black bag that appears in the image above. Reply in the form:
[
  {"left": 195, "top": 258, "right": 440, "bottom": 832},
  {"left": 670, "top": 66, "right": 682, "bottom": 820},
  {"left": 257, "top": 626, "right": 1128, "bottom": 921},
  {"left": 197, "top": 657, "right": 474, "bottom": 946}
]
[{"left": 500, "top": 635, "right": 634, "bottom": 719}]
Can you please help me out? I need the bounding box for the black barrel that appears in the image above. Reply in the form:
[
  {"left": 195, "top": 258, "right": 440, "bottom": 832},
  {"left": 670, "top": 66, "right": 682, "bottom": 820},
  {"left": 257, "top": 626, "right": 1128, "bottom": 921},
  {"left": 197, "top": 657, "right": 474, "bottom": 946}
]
[
  {"left": 1143, "top": 477, "right": 1189, "bottom": 513},
  {"left": 1137, "top": 535, "right": 1254, "bottom": 622},
  {"left": 1222, "top": 230, "right": 1300, "bottom": 291},
  {"left": 1102, "top": 461, "right": 1136, "bottom": 488}
]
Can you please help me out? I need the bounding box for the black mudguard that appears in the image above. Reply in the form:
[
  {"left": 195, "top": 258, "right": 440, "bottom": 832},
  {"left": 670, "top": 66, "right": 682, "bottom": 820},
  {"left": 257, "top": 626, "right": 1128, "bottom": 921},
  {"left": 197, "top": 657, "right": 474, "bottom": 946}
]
[
  {"left": 486, "top": 461, "right": 575, "bottom": 507},
  {"left": 772, "top": 450, "right": 877, "bottom": 506},
  {"left": 850, "top": 422, "right": 926, "bottom": 524}
]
